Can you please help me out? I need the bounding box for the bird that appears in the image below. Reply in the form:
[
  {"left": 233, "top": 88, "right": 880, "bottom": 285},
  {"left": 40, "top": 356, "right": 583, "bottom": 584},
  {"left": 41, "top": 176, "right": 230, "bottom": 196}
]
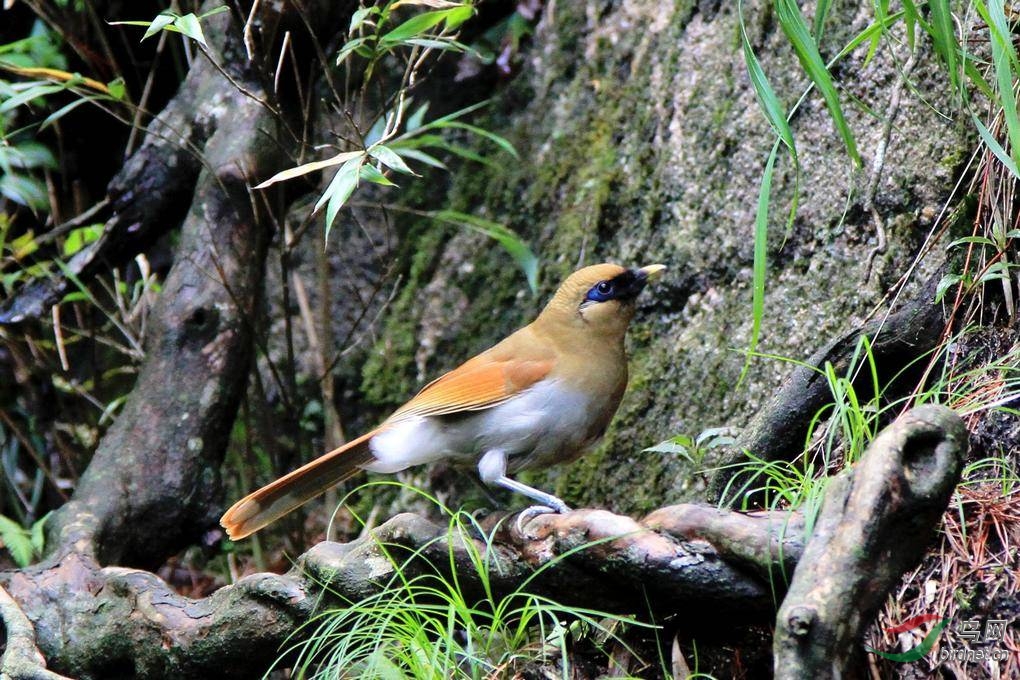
[{"left": 221, "top": 262, "right": 666, "bottom": 539}]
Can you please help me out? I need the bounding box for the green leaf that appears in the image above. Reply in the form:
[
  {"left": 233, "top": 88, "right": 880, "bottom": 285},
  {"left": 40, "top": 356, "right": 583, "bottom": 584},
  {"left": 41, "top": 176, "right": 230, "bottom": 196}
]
[
  {"left": 316, "top": 156, "right": 364, "bottom": 240},
  {"left": 61, "top": 291, "right": 90, "bottom": 303},
  {"left": 63, "top": 224, "right": 103, "bottom": 256},
  {"left": 369, "top": 144, "right": 418, "bottom": 175},
  {"left": 350, "top": 6, "right": 381, "bottom": 33},
  {"left": 774, "top": 0, "right": 859, "bottom": 166},
  {"left": 5, "top": 141, "right": 57, "bottom": 170},
  {"left": 927, "top": 0, "right": 959, "bottom": 94},
  {"left": 983, "top": 0, "right": 1020, "bottom": 171},
  {"left": 174, "top": 14, "right": 208, "bottom": 47},
  {"left": 443, "top": 5, "right": 474, "bottom": 29},
  {"left": 902, "top": 0, "right": 919, "bottom": 50},
  {"left": 934, "top": 271, "right": 959, "bottom": 302},
  {"left": 738, "top": 139, "right": 780, "bottom": 386},
  {"left": 389, "top": 147, "right": 447, "bottom": 169},
  {"left": 435, "top": 141, "right": 498, "bottom": 168},
  {"left": 381, "top": 10, "right": 456, "bottom": 44},
  {"left": 0, "top": 514, "right": 33, "bottom": 567},
  {"left": 405, "top": 102, "right": 430, "bottom": 131},
  {"left": 404, "top": 38, "right": 468, "bottom": 52},
  {"left": 337, "top": 36, "right": 371, "bottom": 65},
  {"left": 973, "top": 114, "right": 1020, "bottom": 179},
  {"left": 949, "top": 236, "right": 996, "bottom": 248},
  {"left": 40, "top": 96, "right": 95, "bottom": 130},
  {"left": 414, "top": 99, "right": 489, "bottom": 130},
  {"left": 435, "top": 121, "right": 518, "bottom": 157},
  {"left": 428, "top": 209, "right": 538, "bottom": 293},
  {"left": 106, "top": 77, "right": 126, "bottom": 101},
  {"left": 978, "top": 260, "right": 1011, "bottom": 281},
  {"left": 0, "top": 174, "right": 49, "bottom": 210},
  {"left": 0, "top": 83, "right": 65, "bottom": 114},
  {"left": 360, "top": 164, "right": 398, "bottom": 186},
  {"left": 142, "top": 13, "right": 176, "bottom": 41},
  {"left": 813, "top": 0, "right": 834, "bottom": 41},
  {"left": 30, "top": 512, "right": 49, "bottom": 556},
  {"left": 739, "top": 3, "right": 797, "bottom": 159},
  {"left": 198, "top": 6, "right": 230, "bottom": 20}
]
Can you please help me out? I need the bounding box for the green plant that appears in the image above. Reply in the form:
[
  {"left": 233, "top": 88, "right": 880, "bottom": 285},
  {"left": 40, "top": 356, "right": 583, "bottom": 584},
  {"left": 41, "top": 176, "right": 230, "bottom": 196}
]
[
  {"left": 253, "top": 0, "right": 538, "bottom": 291},
  {"left": 644, "top": 427, "right": 736, "bottom": 467},
  {"left": 737, "top": 0, "right": 1020, "bottom": 377},
  {"left": 274, "top": 483, "right": 653, "bottom": 679},
  {"left": 719, "top": 326, "right": 1020, "bottom": 529},
  {"left": 109, "top": 6, "right": 229, "bottom": 48},
  {"left": 0, "top": 512, "right": 48, "bottom": 568}
]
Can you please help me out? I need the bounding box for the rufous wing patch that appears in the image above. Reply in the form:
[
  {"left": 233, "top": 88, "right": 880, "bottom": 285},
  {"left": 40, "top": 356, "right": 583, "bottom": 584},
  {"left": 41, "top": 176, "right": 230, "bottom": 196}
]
[{"left": 389, "top": 358, "right": 552, "bottom": 420}]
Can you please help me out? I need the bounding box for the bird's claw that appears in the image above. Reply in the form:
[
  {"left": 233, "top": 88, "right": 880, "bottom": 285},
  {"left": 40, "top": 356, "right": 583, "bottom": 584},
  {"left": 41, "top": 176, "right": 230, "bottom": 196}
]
[{"left": 513, "top": 503, "right": 569, "bottom": 537}]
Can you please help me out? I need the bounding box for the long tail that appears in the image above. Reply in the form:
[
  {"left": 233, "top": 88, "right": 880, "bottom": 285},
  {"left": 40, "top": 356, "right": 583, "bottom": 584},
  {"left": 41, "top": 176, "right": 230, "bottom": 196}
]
[{"left": 220, "top": 429, "right": 378, "bottom": 540}]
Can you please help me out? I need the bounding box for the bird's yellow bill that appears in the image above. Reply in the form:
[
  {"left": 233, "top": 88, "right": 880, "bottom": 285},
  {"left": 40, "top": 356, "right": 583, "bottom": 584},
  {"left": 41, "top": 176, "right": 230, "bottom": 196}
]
[{"left": 639, "top": 264, "right": 667, "bottom": 279}]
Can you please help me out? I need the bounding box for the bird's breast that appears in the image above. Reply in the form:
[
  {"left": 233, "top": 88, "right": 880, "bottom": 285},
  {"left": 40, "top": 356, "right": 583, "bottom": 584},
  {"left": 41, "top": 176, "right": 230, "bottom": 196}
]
[{"left": 365, "top": 378, "right": 621, "bottom": 474}]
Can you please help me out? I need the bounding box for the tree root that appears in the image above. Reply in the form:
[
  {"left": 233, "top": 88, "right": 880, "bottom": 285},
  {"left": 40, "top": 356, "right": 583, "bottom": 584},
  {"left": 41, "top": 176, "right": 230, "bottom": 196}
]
[
  {"left": 774, "top": 405, "right": 965, "bottom": 679},
  {"left": 0, "top": 406, "right": 963, "bottom": 678},
  {"left": 0, "top": 583, "right": 72, "bottom": 680}
]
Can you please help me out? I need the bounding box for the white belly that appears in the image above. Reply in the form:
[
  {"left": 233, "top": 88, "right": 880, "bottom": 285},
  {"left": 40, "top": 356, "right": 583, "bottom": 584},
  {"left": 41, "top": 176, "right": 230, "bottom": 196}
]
[{"left": 364, "top": 380, "right": 597, "bottom": 474}]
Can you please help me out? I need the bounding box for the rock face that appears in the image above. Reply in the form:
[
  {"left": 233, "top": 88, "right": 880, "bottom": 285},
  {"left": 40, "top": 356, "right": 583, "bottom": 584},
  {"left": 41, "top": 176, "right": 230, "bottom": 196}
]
[{"left": 351, "top": 1, "right": 970, "bottom": 514}]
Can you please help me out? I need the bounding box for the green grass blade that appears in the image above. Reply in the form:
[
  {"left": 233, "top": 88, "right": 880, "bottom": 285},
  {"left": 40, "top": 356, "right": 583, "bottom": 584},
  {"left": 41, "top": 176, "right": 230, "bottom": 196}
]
[
  {"left": 774, "top": 0, "right": 860, "bottom": 166},
  {"left": 738, "top": 139, "right": 780, "bottom": 386},
  {"left": 740, "top": 1, "right": 797, "bottom": 159},
  {"left": 982, "top": 1, "right": 1020, "bottom": 170},
  {"left": 927, "top": 0, "right": 960, "bottom": 95},
  {"left": 814, "top": 0, "right": 835, "bottom": 41},
  {"left": 428, "top": 210, "right": 538, "bottom": 293},
  {"left": 974, "top": 113, "right": 1020, "bottom": 179}
]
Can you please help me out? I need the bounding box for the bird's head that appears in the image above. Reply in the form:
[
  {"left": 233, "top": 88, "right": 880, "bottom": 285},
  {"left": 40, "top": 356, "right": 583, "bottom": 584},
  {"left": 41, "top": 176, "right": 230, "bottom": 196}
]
[{"left": 538, "top": 263, "right": 666, "bottom": 340}]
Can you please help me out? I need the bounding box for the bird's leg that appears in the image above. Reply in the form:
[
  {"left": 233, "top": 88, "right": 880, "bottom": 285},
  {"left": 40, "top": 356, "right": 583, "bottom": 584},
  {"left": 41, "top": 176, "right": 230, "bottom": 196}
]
[
  {"left": 477, "top": 450, "right": 571, "bottom": 534},
  {"left": 492, "top": 477, "right": 571, "bottom": 514},
  {"left": 464, "top": 470, "right": 504, "bottom": 509}
]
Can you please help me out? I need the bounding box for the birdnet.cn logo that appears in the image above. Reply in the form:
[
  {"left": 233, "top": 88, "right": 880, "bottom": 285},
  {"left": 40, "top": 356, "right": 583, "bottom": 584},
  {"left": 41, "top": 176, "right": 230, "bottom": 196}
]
[{"left": 866, "top": 614, "right": 1009, "bottom": 663}]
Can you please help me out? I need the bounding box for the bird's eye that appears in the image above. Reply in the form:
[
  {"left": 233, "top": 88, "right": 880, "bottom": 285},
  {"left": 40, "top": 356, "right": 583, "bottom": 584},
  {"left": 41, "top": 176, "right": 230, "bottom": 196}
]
[{"left": 585, "top": 280, "right": 615, "bottom": 302}]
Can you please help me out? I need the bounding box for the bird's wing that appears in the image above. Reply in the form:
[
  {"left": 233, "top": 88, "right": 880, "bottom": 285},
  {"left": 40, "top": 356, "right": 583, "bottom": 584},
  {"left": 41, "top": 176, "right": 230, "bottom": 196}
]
[{"left": 389, "top": 356, "right": 552, "bottom": 420}]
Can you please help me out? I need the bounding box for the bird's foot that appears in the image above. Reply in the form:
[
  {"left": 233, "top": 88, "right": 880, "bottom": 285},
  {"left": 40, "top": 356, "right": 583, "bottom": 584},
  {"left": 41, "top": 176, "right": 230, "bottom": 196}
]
[{"left": 513, "top": 502, "right": 570, "bottom": 537}]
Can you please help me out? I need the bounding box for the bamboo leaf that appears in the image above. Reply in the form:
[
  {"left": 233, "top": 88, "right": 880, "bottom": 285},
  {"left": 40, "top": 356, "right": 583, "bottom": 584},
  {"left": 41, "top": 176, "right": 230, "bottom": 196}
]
[
  {"left": 142, "top": 13, "right": 175, "bottom": 41},
  {"left": 360, "top": 164, "right": 398, "bottom": 186},
  {"left": 255, "top": 151, "right": 364, "bottom": 188},
  {"left": 434, "top": 121, "right": 518, "bottom": 157},
  {"left": 369, "top": 144, "right": 418, "bottom": 175},
  {"left": 317, "top": 156, "right": 364, "bottom": 240},
  {"left": 974, "top": 114, "right": 1020, "bottom": 179},
  {"left": 380, "top": 9, "right": 455, "bottom": 44},
  {"left": 174, "top": 14, "right": 208, "bottom": 47},
  {"left": 429, "top": 209, "right": 538, "bottom": 292}
]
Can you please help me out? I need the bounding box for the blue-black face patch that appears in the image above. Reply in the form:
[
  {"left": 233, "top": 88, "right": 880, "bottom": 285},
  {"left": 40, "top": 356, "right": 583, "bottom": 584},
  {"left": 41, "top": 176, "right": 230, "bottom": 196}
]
[{"left": 584, "top": 268, "right": 649, "bottom": 303}]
